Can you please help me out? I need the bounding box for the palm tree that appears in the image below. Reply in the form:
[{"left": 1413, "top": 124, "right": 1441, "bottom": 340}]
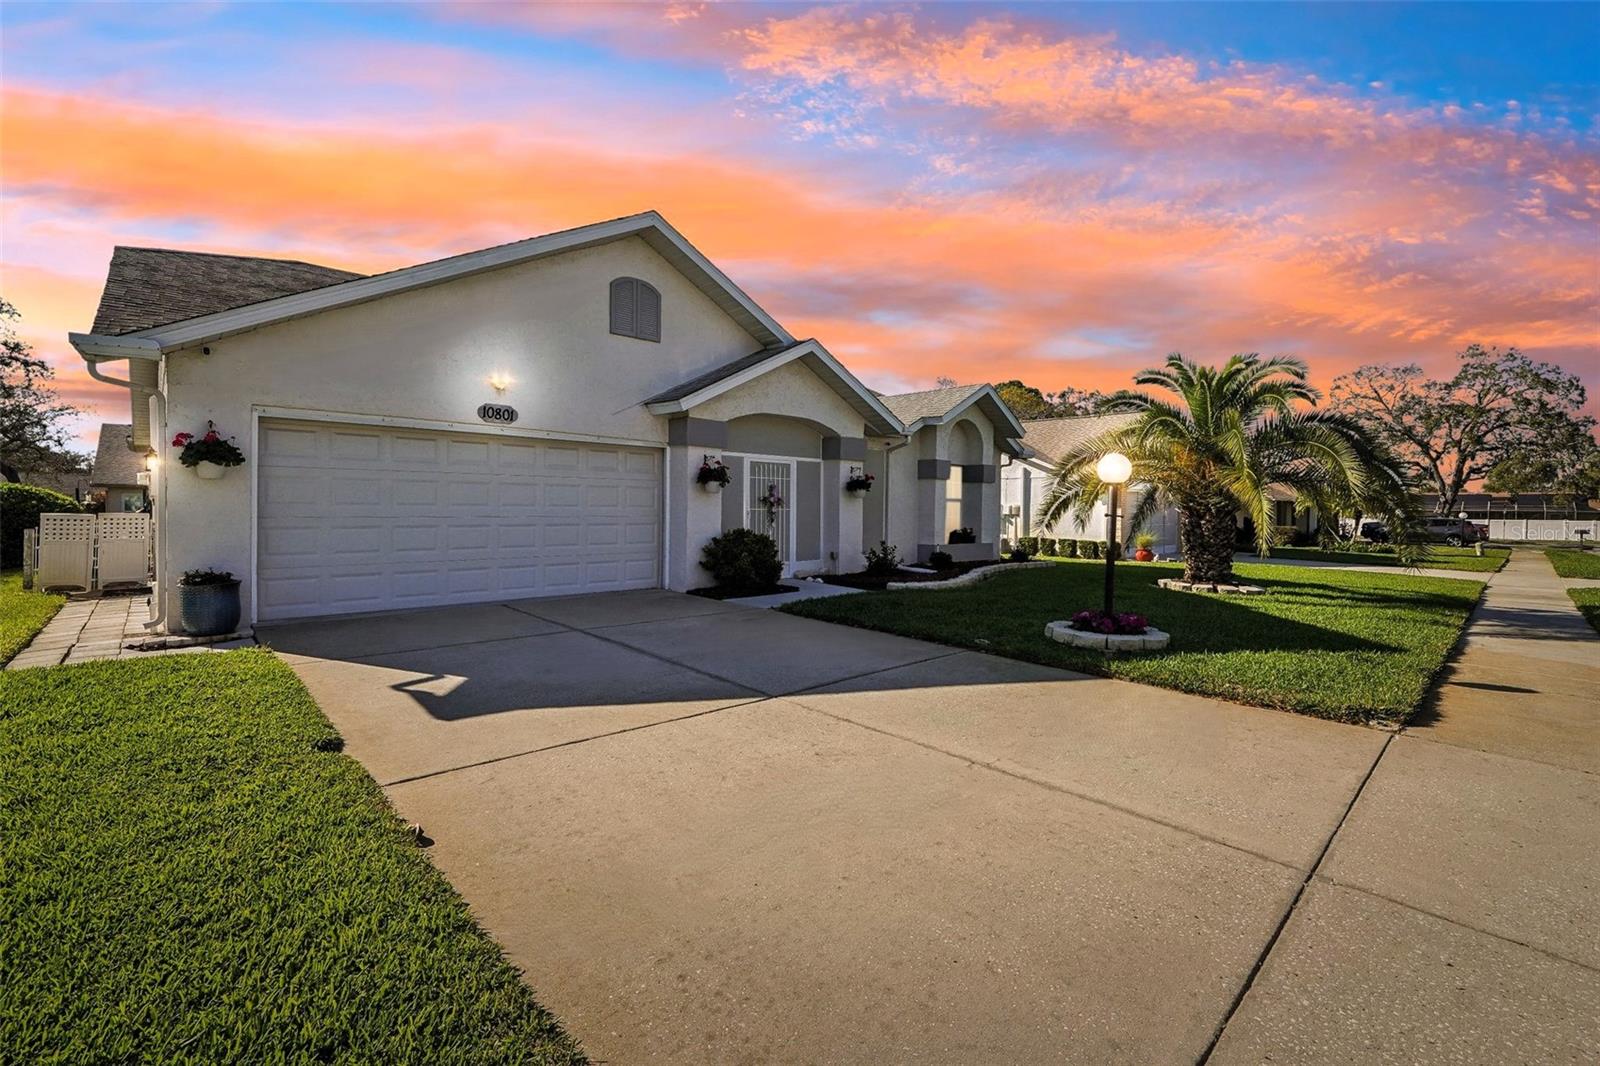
[{"left": 1038, "top": 353, "right": 1416, "bottom": 584}]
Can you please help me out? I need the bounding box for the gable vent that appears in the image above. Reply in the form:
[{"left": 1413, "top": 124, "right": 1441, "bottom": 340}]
[{"left": 609, "top": 276, "right": 660, "bottom": 343}]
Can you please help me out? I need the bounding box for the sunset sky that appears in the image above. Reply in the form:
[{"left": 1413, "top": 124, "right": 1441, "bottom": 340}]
[{"left": 3, "top": 1, "right": 1596, "bottom": 448}]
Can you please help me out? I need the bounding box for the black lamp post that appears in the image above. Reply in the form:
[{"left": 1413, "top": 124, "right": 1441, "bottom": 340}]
[{"left": 1096, "top": 452, "right": 1132, "bottom": 615}]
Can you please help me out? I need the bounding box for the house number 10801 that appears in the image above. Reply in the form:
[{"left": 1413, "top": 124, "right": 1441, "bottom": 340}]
[{"left": 477, "top": 403, "right": 519, "bottom": 425}]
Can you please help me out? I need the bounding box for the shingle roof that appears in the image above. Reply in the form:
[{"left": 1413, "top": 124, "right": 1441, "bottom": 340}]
[
  {"left": 90, "top": 423, "right": 145, "bottom": 487},
  {"left": 876, "top": 384, "right": 988, "bottom": 424},
  {"left": 90, "top": 247, "right": 365, "bottom": 336},
  {"left": 644, "top": 340, "right": 810, "bottom": 404},
  {"left": 1017, "top": 413, "right": 1138, "bottom": 463}
]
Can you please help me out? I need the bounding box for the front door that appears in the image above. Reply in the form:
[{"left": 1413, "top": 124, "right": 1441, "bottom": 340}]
[{"left": 746, "top": 459, "right": 794, "bottom": 569}]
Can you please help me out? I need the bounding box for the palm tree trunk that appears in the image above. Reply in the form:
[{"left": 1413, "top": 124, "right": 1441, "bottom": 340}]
[{"left": 1180, "top": 498, "right": 1237, "bottom": 583}]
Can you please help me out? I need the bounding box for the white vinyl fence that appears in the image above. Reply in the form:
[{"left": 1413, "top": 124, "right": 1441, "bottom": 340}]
[
  {"left": 1487, "top": 518, "right": 1597, "bottom": 543},
  {"left": 22, "top": 512, "right": 153, "bottom": 592}
]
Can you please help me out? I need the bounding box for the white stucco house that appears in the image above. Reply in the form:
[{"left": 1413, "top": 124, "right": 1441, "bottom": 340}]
[
  {"left": 70, "top": 212, "right": 1025, "bottom": 631},
  {"left": 1001, "top": 413, "right": 1181, "bottom": 555}
]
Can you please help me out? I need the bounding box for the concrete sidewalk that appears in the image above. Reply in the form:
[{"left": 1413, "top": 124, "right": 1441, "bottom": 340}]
[{"left": 1209, "top": 548, "right": 1600, "bottom": 1062}]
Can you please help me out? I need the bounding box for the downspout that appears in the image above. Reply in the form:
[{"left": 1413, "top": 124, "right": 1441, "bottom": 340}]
[
  {"left": 880, "top": 435, "right": 911, "bottom": 552},
  {"left": 84, "top": 353, "right": 169, "bottom": 633}
]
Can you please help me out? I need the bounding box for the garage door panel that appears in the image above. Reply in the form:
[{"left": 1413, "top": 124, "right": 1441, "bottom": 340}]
[{"left": 257, "top": 420, "right": 660, "bottom": 620}]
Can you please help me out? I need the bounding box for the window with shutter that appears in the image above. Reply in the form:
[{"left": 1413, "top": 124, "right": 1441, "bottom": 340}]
[
  {"left": 609, "top": 277, "right": 635, "bottom": 337},
  {"left": 609, "top": 277, "right": 661, "bottom": 342}
]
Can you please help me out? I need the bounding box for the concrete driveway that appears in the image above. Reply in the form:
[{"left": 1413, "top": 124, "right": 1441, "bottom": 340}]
[{"left": 259, "top": 588, "right": 1598, "bottom": 1065}]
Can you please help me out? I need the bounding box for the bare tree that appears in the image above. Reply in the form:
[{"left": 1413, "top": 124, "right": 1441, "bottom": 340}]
[{"left": 1330, "top": 345, "right": 1592, "bottom": 515}]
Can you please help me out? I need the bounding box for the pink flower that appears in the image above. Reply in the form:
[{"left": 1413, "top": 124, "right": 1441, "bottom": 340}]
[
  {"left": 203, "top": 430, "right": 220, "bottom": 442},
  {"left": 171, "top": 433, "right": 193, "bottom": 447}
]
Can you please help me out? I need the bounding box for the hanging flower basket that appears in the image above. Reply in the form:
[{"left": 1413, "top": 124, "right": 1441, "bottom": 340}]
[
  {"left": 697, "top": 454, "right": 731, "bottom": 493},
  {"left": 173, "top": 421, "right": 245, "bottom": 480},
  {"left": 845, "top": 466, "right": 874, "bottom": 495}
]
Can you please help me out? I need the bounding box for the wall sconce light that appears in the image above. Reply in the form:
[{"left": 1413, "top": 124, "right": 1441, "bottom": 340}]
[
  {"left": 488, "top": 372, "right": 514, "bottom": 394},
  {"left": 145, "top": 449, "right": 160, "bottom": 472}
]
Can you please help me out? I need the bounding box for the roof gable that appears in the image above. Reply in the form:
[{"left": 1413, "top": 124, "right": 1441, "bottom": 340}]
[
  {"left": 72, "top": 212, "right": 791, "bottom": 358},
  {"left": 879, "top": 383, "right": 1027, "bottom": 454},
  {"left": 644, "top": 339, "right": 902, "bottom": 436}
]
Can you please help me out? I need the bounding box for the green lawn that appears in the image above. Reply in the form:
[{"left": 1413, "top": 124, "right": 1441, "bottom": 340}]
[
  {"left": 783, "top": 559, "right": 1483, "bottom": 725},
  {"left": 1546, "top": 548, "right": 1600, "bottom": 579},
  {"left": 0, "top": 650, "right": 584, "bottom": 1065},
  {"left": 1254, "top": 546, "right": 1509, "bottom": 573},
  {"left": 0, "top": 570, "right": 64, "bottom": 665},
  {"left": 1569, "top": 589, "right": 1600, "bottom": 634}
]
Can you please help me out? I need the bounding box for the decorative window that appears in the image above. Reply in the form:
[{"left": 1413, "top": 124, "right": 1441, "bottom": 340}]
[{"left": 609, "top": 277, "right": 661, "bottom": 342}]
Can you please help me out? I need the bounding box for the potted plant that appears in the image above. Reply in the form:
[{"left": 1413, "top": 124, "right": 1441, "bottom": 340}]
[
  {"left": 1133, "top": 533, "right": 1157, "bottom": 562},
  {"left": 177, "top": 568, "right": 241, "bottom": 636},
  {"left": 845, "top": 467, "right": 875, "bottom": 495},
  {"left": 173, "top": 421, "right": 246, "bottom": 480},
  {"left": 948, "top": 527, "right": 977, "bottom": 545},
  {"left": 696, "top": 454, "right": 731, "bottom": 494}
]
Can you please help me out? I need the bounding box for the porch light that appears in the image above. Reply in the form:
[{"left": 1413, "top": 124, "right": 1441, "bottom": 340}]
[
  {"left": 145, "top": 449, "right": 159, "bottom": 472},
  {"left": 488, "top": 372, "right": 514, "bottom": 393}
]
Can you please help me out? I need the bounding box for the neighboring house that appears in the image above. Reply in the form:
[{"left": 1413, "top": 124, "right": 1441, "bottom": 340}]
[
  {"left": 1001, "top": 414, "right": 1180, "bottom": 554},
  {"left": 89, "top": 423, "right": 149, "bottom": 512},
  {"left": 69, "top": 212, "right": 1023, "bottom": 629}
]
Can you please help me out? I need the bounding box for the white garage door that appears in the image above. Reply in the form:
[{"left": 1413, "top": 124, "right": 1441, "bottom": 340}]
[{"left": 256, "top": 419, "right": 661, "bottom": 621}]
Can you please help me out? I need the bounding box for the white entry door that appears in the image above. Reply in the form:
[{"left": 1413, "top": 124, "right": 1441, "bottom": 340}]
[
  {"left": 745, "top": 459, "right": 794, "bottom": 565},
  {"left": 256, "top": 419, "right": 661, "bottom": 620}
]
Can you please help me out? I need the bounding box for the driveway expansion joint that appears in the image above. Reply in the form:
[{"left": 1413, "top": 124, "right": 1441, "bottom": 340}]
[
  {"left": 1197, "top": 732, "right": 1396, "bottom": 1064},
  {"left": 788, "top": 698, "right": 1301, "bottom": 873},
  {"left": 1308, "top": 874, "right": 1600, "bottom": 974}
]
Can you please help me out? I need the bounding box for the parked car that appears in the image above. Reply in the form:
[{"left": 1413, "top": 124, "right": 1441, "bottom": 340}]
[
  {"left": 1359, "top": 521, "right": 1390, "bottom": 543},
  {"left": 1422, "top": 516, "right": 1486, "bottom": 546}
]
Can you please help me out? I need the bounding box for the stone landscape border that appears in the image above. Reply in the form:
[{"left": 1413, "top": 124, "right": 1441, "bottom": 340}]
[
  {"left": 1044, "top": 620, "right": 1172, "bottom": 652},
  {"left": 886, "top": 560, "right": 1052, "bottom": 591},
  {"left": 1156, "top": 578, "right": 1266, "bottom": 595}
]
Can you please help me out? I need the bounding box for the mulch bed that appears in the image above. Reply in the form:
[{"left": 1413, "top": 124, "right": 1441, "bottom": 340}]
[
  {"left": 686, "top": 584, "right": 799, "bottom": 600},
  {"left": 821, "top": 559, "right": 1003, "bottom": 591}
]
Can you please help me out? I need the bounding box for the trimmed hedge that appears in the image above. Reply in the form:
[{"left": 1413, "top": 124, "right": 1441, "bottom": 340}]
[
  {"left": 1, "top": 483, "right": 83, "bottom": 568},
  {"left": 701, "top": 528, "right": 782, "bottom": 590}
]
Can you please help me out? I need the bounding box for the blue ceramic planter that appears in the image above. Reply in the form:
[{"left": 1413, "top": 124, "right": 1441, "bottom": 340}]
[{"left": 178, "top": 581, "right": 241, "bottom": 636}]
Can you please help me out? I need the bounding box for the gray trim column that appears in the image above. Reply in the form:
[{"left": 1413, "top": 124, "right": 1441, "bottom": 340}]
[
  {"left": 960, "top": 463, "right": 997, "bottom": 484},
  {"left": 667, "top": 416, "right": 728, "bottom": 449},
  {"left": 917, "top": 459, "right": 952, "bottom": 480},
  {"left": 822, "top": 436, "right": 867, "bottom": 461}
]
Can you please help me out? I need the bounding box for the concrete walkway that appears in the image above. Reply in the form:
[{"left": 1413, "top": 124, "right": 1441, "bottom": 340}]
[
  {"left": 4, "top": 592, "right": 252, "bottom": 670},
  {"left": 1235, "top": 552, "right": 1497, "bottom": 582},
  {"left": 1208, "top": 548, "right": 1600, "bottom": 1062}
]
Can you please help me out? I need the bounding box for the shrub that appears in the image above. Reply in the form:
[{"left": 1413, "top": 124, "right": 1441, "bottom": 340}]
[
  {"left": 1008, "top": 547, "right": 1032, "bottom": 562},
  {"left": 1039, "top": 538, "right": 1057, "bottom": 557},
  {"left": 948, "top": 527, "right": 977, "bottom": 545},
  {"left": 1107, "top": 541, "right": 1123, "bottom": 561},
  {"left": 863, "top": 540, "right": 901, "bottom": 576},
  {"left": 1083, "top": 540, "right": 1101, "bottom": 560},
  {"left": 1134, "top": 532, "right": 1156, "bottom": 550},
  {"left": 1017, "top": 536, "right": 1039, "bottom": 555},
  {"left": 701, "top": 528, "right": 782, "bottom": 590},
  {"left": 1, "top": 484, "right": 83, "bottom": 568},
  {"left": 1064, "top": 539, "right": 1079, "bottom": 558},
  {"left": 928, "top": 549, "right": 954, "bottom": 569}
]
